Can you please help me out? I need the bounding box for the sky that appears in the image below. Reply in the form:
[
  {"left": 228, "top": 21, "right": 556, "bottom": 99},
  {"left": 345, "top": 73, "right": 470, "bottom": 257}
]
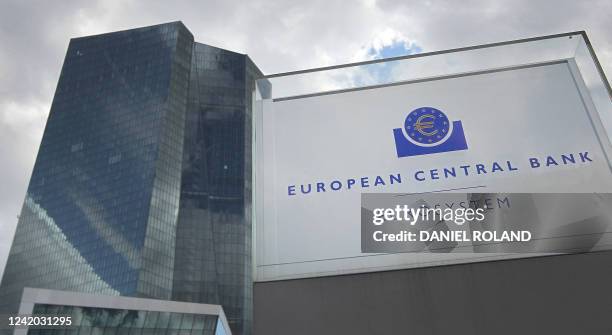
[{"left": 0, "top": 0, "right": 611, "bottom": 276}]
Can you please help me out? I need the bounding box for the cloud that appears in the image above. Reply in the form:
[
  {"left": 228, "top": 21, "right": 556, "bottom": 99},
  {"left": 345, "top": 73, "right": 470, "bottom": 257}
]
[{"left": 0, "top": 0, "right": 610, "bottom": 276}]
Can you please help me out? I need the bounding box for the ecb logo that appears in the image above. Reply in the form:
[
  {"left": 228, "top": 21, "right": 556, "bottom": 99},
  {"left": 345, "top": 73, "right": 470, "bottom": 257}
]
[{"left": 393, "top": 107, "right": 468, "bottom": 158}]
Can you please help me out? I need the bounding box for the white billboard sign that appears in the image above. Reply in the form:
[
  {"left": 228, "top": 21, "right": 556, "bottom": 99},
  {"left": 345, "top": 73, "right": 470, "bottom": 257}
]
[{"left": 254, "top": 34, "right": 612, "bottom": 282}]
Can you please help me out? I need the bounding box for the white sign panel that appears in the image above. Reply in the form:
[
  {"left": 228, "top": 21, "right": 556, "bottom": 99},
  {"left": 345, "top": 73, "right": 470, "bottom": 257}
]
[{"left": 254, "top": 60, "right": 612, "bottom": 281}]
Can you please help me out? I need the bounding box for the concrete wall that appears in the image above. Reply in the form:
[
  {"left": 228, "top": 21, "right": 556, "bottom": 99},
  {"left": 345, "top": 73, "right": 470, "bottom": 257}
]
[{"left": 254, "top": 251, "right": 612, "bottom": 334}]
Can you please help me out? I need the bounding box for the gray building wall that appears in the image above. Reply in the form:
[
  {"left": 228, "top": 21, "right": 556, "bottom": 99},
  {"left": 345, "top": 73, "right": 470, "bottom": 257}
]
[{"left": 254, "top": 251, "right": 612, "bottom": 335}]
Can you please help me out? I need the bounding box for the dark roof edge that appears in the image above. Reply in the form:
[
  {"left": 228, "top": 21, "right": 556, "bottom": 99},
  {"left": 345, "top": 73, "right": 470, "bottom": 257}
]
[{"left": 70, "top": 21, "right": 187, "bottom": 41}]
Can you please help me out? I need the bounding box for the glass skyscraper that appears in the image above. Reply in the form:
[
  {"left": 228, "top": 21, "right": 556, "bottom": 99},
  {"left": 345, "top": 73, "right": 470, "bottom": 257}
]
[{"left": 0, "top": 21, "right": 262, "bottom": 335}]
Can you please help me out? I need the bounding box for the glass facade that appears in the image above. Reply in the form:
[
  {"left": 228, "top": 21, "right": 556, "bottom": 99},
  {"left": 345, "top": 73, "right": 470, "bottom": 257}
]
[
  {"left": 171, "top": 44, "right": 261, "bottom": 335},
  {"left": 27, "top": 304, "right": 220, "bottom": 335},
  {"left": 0, "top": 21, "right": 261, "bottom": 335}
]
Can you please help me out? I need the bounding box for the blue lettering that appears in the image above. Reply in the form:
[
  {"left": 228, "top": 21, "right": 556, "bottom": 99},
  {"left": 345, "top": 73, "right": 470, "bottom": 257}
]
[
  {"left": 579, "top": 151, "right": 592, "bottom": 162},
  {"left": 300, "top": 184, "right": 312, "bottom": 194},
  {"left": 476, "top": 164, "right": 486, "bottom": 174},
  {"left": 374, "top": 176, "right": 386, "bottom": 186},
  {"left": 561, "top": 154, "right": 575, "bottom": 164},
  {"left": 529, "top": 158, "right": 540, "bottom": 168},
  {"left": 330, "top": 180, "right": 342, "bottom": 191},
  {"left": 444, "top": 167, "right": 456, "bottom": 178},
  {"left": 507, "top": 160, "right": 518, "bottom": 171},
  {"left": 347, "top": 179, "right": 356, "bottom": 189},
  {"left": 491, "top": 162, "right": 503, "bottom": 172},
  {"left": 288, "top": 185, "right": 296, "bottom": 196},
  {"left": 460, "top": 165, "right": 470, "bottom": 176},
  {"left": 390, "top": 173, "right": 402, "bottom": 184},
  {"left": 361, "top": 177, "right": 370, "bottom": 188},
  {"left": 317, "top": 182, "right": 326, "bottom": 192},
  {"left": 415, "top": 171, "right": 425, "bottom": 181},
  {"left": 546, "top": 156, "right": 558, "bottom": 166},
  {"left": 430, "top": 169, "right": 439, "bottom": 180}
]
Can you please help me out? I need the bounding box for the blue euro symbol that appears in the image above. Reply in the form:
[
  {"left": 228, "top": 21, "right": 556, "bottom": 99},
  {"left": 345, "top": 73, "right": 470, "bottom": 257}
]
[{"left": 393, "top": 107, "right": 468, "bottom": 158}]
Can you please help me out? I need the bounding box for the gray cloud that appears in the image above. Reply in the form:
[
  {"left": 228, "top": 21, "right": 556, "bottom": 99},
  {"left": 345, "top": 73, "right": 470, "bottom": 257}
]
[{"left": 1, "top": 0, "right": 610, "bottom": 276}]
